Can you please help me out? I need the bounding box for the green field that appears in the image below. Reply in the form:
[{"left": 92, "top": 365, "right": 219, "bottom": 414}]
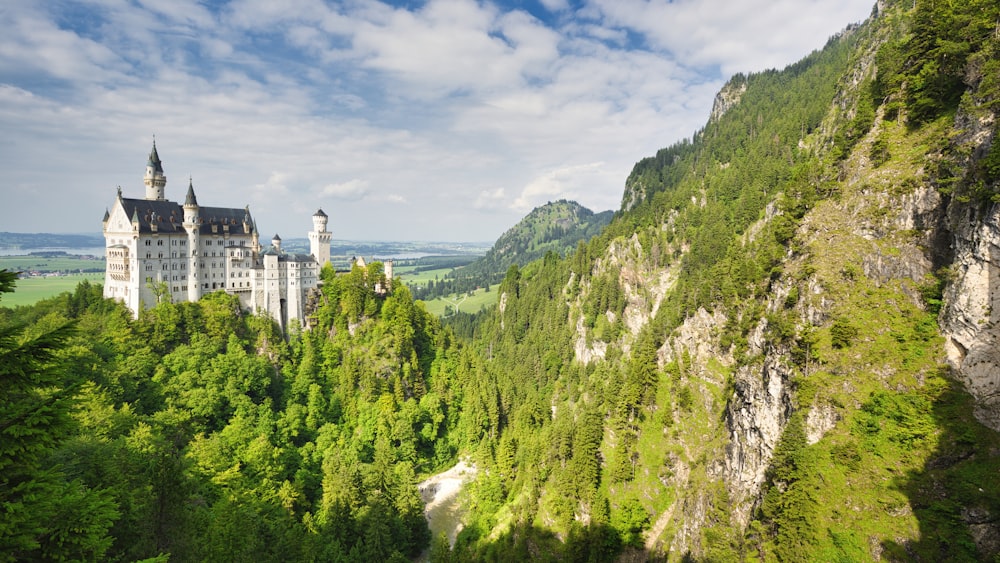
[
  {"left": 0, "top": 254, "right": 106, "bottom": 308},
  {"left": 418, "top": 287, "right": 497, "bottom": 317},
  {"left": 396, "top": 267, "right": 455, "bottom": 287},
  {"left": 2, "top": 273, "right": 105, "bottom": 308},
  {"left": 0, "top": 254, "right": 491, "bottom": 315},
  {"left": 395, "top": 263, "right": 498, "bottom": 317}
]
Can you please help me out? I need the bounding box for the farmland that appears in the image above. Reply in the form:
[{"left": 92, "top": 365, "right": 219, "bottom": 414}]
[{"left": 0, "top": 252, "right": 498, "bottom": 317}]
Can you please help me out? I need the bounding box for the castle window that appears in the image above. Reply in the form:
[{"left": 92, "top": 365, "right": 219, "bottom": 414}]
[
  {"left": 146, "top": 252, "right": 151, "bottom": 259},
  {"left": 145, "top": 240, "right": 151, "bottom": 246},
  {"left": 158, "top": 253, "right": 163, "bottom": 259},
  {"left": 204, "top": 283, "right": 209, "bottom": 289},
  {"left": 145, "top": 264, "right": 152, "bottom": 271},
  {"left": 180, "top": 240, "right": 186, "bottom": 246},
  {"left": 157, "top": 240, "right": 163, "bottom": 246},
  {"left": 205, "top": 241, "right": 211, "bottom": 247}
]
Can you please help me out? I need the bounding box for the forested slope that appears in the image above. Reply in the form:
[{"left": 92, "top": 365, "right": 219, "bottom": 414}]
[
  {"left": 442, "top": 0, "right": 1000, "bottom": 560},
  {"left": 0, "top": 263, "right": 491, "bottom": 561},
  {"left": 421, "top": 200, "right": 612, "bottom": 300},
  {"left": 3, "top": 0, "right": 1000, "bottom": 561}
]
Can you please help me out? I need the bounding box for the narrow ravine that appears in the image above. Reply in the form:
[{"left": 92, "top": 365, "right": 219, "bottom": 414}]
[{"left": 416, "top": 459, "right": 477, "bottom": 560}]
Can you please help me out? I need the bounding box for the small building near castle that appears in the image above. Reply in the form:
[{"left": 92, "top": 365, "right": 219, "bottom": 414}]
[{"left": 102, "top": 142, "right": 332, "bottom": 330}]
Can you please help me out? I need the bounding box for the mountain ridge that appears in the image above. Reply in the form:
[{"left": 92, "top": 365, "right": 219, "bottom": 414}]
[{"left": 448, "top": 0, "right": 1000, "bottom": 559}]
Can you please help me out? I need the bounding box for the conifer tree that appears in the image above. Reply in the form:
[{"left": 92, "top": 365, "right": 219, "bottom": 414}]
[{"left": 0, "top": 270, "right": 116, "bottom": 561}]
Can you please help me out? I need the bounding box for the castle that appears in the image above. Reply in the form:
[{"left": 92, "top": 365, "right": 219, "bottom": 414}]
[{"left": 102, "top": 142, "right": 331, "bottom": 330}]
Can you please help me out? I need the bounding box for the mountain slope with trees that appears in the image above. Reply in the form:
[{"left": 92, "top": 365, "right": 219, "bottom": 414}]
[
  {"left": 416, "top": 200, "right": 612, "bottom": 300},
  {"left": 2, "top": 0, "right": 1000, "bottom": 560},
  {"left": 0, "top": 262, "right": 493, "bottom": 561},
  {"left": 441, "top": 0, "right": 1000, "bottom": 560}
]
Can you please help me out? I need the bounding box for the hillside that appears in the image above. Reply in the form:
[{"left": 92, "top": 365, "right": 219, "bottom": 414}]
[
  {"left": 3, "top": 0, "right": 1000, "bottom": 561},
  {"left": 420, "top": 200, "right": 612, "bottom": 299},
  {"left": 444, "top": 0, "right": 1000, "bottom": 560}
]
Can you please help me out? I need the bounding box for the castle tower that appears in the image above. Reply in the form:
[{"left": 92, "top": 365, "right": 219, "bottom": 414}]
[
  {"left": 182, "top": 178, "right": 201, "bottom": 302},
  {"left": 308, "top": 208, "right": 331, "bottom": 267},
  {"left": 272, "top": 233, "right": 282, "bottom": 253},
  {"left": 144, "top": 140, "right": 167, "bottom": 201}
]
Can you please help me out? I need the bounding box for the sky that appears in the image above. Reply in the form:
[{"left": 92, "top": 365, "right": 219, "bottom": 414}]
[{"left": 0, "top": 0, "right": 874, "bottom": 243}]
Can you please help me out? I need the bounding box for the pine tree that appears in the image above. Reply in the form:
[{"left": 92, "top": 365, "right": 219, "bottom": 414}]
[{"left": 0, "top": 270, "right": 117, "bottom": 561}]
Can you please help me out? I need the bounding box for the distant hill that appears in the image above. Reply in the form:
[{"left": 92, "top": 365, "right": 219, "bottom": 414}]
[
  {"left": 0, "top": 232, "right": 105, "bottom": 250},
  {"left": 460, "top": 200, "right": 612, "bottom": 281},
  {"left": 413, "top": 200, "right": 611, "bottom": 300}
]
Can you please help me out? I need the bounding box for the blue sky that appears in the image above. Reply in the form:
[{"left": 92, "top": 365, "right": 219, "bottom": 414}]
[{"left": 1, "top": 0, "right": 873, "bottom": 242}]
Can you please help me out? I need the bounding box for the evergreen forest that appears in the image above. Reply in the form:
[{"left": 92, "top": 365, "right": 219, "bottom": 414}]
[{"left": 4, "top": 0, "right": 1000, "bottom": 560}]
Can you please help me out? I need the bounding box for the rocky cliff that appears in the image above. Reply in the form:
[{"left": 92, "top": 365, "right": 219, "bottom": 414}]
[{"left": 456, "top": 0, "right": 1000, "bottom": 559}]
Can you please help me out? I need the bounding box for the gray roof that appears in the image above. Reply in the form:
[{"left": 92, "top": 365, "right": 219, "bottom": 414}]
[
  {"left": 184, "top": 180, "right": 198, "bottom": 206},
  {"left": 261, "top": 246, "right": 315, "bottom": 263},
  {"left": 313, "top": 208, "right": 327, "bottom": 218},
  {"left": 119, "top": 197, "right": 253, "bottom": 235},
  {"left": 147, "top": 142, "right": 163, "bottom": 174}
]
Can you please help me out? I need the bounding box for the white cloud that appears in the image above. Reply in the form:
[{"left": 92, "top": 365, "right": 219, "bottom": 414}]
[
  {"left": 538, "top": 0, "right": 570, "bottom": 12},
  {"left": 350, "top": 0, "right": 559, "bottom": 98},
  {"left": 587, "top": 0, "right": 874, "bottom": 74},
  {"left": 474, "top": 187, "right": 507, "bottom": 210},
  {"left": 0, "top": 0, "right": 877, "bottom": 241},
  {"left": 513, "top": 162, "right": 606, "bottom": 212},
  {"left": 321, "top": 179, "right": 370, "bottom": 201}
]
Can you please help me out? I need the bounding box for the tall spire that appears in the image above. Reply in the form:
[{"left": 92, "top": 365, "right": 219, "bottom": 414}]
[
  {"left": 144, "top": 138, "right": 167, "bottom": 200},
  {"left": 148, "top": 138, "right": 163, "bottom": 174},
  {"left": 185, "top": 177, "right": 198, "bottom": 206}
]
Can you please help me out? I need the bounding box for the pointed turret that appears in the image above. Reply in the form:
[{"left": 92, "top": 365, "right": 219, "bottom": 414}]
[
  {"left": 144, "top": 139, "right": 167, "bottom": 201},
  {"left": 185, "top": 177, "right": 198, "bottom": 206},
  {"left": 148, "top": 141, "right": 163, "bottom": 174}
]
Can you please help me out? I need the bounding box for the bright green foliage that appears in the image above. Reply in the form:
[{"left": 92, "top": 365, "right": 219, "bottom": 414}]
[
  {"left": 0, "top": 263, "right": 474, "bottom": 561},
  {"left": 445, "top": 0, "right": 1000, "bottom": 560},
  {"left": 0, "top": 270, "right": 117, "bottom": 561},
  {"left": 829, "top": 317, "right": 858, "bottom": 349}
]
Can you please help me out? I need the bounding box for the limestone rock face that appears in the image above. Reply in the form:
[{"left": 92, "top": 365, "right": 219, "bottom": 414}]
[
  {"left": 940, "top": 203, "right": 1000, "bottom": 431},
  {"left": 709, "top": 78, "right": 748, "bottom": 123},
  {"left": 724, "top": 353, "right": 793, "bottom": 527}
]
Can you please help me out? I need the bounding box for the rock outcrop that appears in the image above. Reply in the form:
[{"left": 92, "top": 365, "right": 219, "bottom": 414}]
[{"left": 941, "top": 202, "right": 1000, "bottom": 431}]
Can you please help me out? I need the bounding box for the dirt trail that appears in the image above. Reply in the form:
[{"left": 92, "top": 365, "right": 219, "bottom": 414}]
[{"left": 645, "top": 501, "right": 676, "bottom": 551}]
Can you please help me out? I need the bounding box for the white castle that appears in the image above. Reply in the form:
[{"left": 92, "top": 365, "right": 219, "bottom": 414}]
[{"left": 102, "top": 142, "right": 332, "bottom": 330}]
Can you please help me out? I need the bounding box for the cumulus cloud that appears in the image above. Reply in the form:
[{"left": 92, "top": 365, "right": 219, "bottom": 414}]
[
  {"left": 512, "top": 162, "right": 606, "bottom": 212},
  {"left": 474, "top": 187, "right": 507, "bottom": 210},
  {"left": 321, "top": 179, "right": 370, "bottom": 201},
  {"left": 587, "top": 0, "right": 874, "bottom": 74},
  {"left": 0, "top": 0, "right": 875, "bottom": 241}
]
